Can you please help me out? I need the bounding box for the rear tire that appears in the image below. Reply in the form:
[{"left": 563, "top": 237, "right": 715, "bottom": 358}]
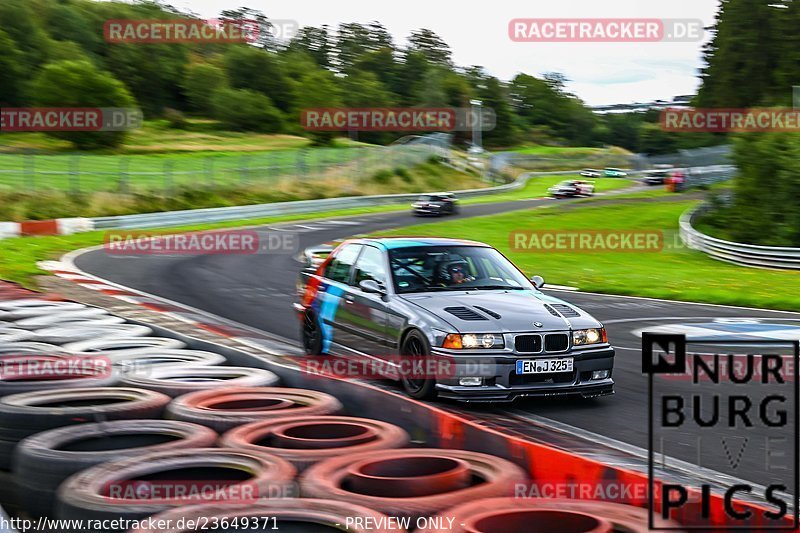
[
  {"left": 302, "top": 311, "right": 323, "bottom": 355},
  {"left": 399, "top": 330, "right": 437, "bottom": 400}
]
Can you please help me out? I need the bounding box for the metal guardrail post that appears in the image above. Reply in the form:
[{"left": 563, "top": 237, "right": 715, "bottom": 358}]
[
  {"left": 69, "top": 154, "right": 80, "bottom": 195},
  {"left": 119, "top": 157, "right": 129, "bottom": 194},
  {"left": 24, "top": 154, "right": 35, "bottom": 192}
]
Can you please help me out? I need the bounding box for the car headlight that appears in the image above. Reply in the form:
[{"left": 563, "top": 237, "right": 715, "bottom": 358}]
[
  {"left": 443, "top": 333, "right": 504, "bottom": 349},
  {"left": 572, "top": 328, "right": 607, "bottom": 346}
]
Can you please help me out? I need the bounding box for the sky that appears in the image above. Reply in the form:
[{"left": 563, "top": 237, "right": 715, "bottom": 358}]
[{"left": 159, "top": 0, "right": 721, "bottom": 106}]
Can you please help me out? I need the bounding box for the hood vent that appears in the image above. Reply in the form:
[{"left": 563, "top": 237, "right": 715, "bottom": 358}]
[
  {"left": 549, "top": 303, "right": 580, "bottom": 318},
  {"left": 543, "top": 304, "right": 561, "bottom": 317},
  {"left": 444, "top": 306, "right": 488, "bottom": 321},
  {"left": 474, "top": 306, "right": 501, "bottom": 319}
]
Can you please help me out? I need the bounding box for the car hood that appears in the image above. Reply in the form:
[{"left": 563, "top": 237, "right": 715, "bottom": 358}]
[{"left": 400, "top": 290, "right": 601, "bottom": 333}]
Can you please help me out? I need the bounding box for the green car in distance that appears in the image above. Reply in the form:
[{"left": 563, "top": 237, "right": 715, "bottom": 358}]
[{"left": 603, "top": 168, "right": 628, "bottom": 177}]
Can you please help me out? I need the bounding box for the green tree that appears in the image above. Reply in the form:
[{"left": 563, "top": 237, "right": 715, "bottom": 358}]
[
  {"left": 407, "top": 29, "right": 452, "bottom": 66},
  {"left": 697, "top": 0, "right": 780, "bottom": 107},
  {"left": 288, "top": 26, "right": 333, "bottom": 68},
  {"left": 0, "top": 29, "right": 23, "bottom": 105},
  {"left": 479, "top": 76, "right": 517, "bottom": 147},
  {"left": 0, "top": 0, "right": 51, "bottom": 79},
  {"left": 182, "top": 63, "right": 229, "bottom": 112},
  {"left": 340, "top": 71, "right": 396, "bottom": 144},
  {"left": 721, "top": 132, "right": 800, "bottom": 245},
  {"left": 211, "top": 87, "right": 283, "bottom": 132},
  {"left": 30, "top": 60, "right": 136, "bottom": 149},
  {"left": 335, "top": 22, "right": 393, "bottom": 73},
  {"left": 292, "top": 69, "right": 343, "bottom": 145},
  {"left": 224, "top": 46, "right": 293, "bottom": 112}
]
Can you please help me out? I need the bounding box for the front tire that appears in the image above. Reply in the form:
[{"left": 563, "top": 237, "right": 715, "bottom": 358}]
[
  {"left": 302, "top": 311, "right": 323, "bottom": 355},
  {"left": 399, "top": 330, "right": 437, "bottom": 400}
]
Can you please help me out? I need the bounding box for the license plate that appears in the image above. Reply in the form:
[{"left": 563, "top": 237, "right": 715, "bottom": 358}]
[{"left": 516, "top": 358, "right": 573, "bottom": 374}]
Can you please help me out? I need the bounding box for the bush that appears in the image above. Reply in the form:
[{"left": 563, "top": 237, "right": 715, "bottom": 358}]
[
  {"left": 163, "top": 108, "right": 188, "bottom": 129},
  {"left": 210, "top": 88, "right": 283, "bottom": 133},
  {"left": 394, "top": 167, "right": 412, "bottom": 182},
  {"left": 703, "top": 131, "right": 800, "bottom": 246},
  {"left": 29, "top": 60, "right": 137, "bottom": 150},
  {"left": 372, "top": 169, "right": 393, "bottom": 184},
  {"left": 182, "top": 63, "right": 228, "bottom": 112}
]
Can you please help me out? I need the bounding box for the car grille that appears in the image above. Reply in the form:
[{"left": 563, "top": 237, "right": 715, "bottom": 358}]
[
  {"left": 545, "top": 333, "right": 569, "bottom": 352},
  {"left": 514, "top": 334, "right": 542, "bottom": 353}
]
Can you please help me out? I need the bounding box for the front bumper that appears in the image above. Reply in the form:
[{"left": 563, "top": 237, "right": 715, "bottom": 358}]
[
  {"left": 413, "top": 207, "right": 442, "bottom": 216},
  {"left": 430, "top": 345, "right": 615, "bottom": 402}
]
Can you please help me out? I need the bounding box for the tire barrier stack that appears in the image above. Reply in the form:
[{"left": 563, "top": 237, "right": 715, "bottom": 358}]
[{"left": 0, "top": 291, "right": 693, "bottom": 532}]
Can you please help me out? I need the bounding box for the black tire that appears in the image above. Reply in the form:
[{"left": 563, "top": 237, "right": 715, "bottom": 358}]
[
  {"left": 13, "top": 419, "right": 217, "bottom": 517},
  {"left": 0, "top": 469, "right": 20, "bottom": 515},
  {"left": 399, "top": 330, "right": 437, "bottom": 400},
  {"left": 0, "top": 387, "right": 171, "bottom": 469},
  {"left": 302, "top": 311, "right": 324, "bottom": 355}
]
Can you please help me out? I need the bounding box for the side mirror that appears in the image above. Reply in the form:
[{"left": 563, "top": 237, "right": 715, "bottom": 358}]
[
  {"left": 359, "top": 279, "right": 385, "bottom": 294},
  {"left": 530, "top": 275, "right": 545, "bottom": 289}
]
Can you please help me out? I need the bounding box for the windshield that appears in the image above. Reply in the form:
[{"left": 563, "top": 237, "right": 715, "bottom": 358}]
[{"left": 388, "top": 245, "right": 533, "bottom": 294}]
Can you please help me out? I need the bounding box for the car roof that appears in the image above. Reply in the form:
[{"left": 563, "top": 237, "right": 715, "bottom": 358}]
[{"left": 345, "top": 237, "right": 490, "bottom": 250}]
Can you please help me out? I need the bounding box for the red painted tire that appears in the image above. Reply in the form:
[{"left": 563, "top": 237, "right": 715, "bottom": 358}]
[
  {"left": 166, "top": 387, "right": 342, "bottom": 432},
  {"left": 300, "top": 449, "right": 528, "bottom": 519},
  {"left": 128, "top": 499, "right": 406, "bottom": 533},
  {"left": 220, "top": 415, "right": 409, "bottom": 470},
  {"left": 56, "top": 448, "right": 297, "bottom": 528},
  {"left": 415, "top": 498, "right": 685, "bottom": 532}
]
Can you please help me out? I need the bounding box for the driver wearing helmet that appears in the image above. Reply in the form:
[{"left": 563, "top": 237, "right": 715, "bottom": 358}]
[{"left": 437, "top": 260, "right": 474, "bottom": 286}]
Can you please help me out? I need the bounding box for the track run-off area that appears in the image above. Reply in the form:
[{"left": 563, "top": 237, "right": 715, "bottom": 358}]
[{"left": 73, "top": 188, "right": 800, "bottom": 489}]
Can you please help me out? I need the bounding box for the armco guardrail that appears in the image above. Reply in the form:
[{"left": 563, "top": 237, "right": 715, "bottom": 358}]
[
  {"left": 681, "top": 207, "right": 800, "bottom": 269},
  {"left": 89, "top": 170, "right": 588, "bottom": 230}
]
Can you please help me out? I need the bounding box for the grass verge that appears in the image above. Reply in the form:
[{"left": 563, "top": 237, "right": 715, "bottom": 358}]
[{"left": 375, "top": 198, "right": 800, "bottom": 312}]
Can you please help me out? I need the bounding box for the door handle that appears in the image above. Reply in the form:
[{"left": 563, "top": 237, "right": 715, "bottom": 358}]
[{"left": 344, "top": 295, "right": 355, "bottom": 303}]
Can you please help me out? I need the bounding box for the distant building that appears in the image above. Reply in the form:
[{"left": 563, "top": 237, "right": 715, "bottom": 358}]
[{"left": 591, "top": 95, "right": 694, "bottom": 114}]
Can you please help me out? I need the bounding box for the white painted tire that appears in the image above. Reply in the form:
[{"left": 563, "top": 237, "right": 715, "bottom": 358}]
[
  {"left": 33, "top": 324, "right": 152, "bottom": 345},
  {"left": 0, "top": 328, "right": 36, "bottom": 345},
  {"left": 61, "top": 337, "right": 186, "bottom": 356},
  {"left": 14, "top": 310, "right": 119, "bottom": 330},
  {"left": 0, "top": 301, "right": 86, "bottom": 321},
  {"left": 112, "top": 349, "right": 227, "bottom": 373},
  {"left": 119, "top": 366, "right": 280, "bottom": 397}
]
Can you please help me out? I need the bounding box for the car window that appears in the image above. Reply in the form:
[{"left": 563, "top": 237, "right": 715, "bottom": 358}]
[
  {"left": 324, "top": 244, "right": 362, "bottom": 283},
  {"left": 353, "top": 246, "right": 387, "bottom": 286},
  {"left": 389, "top": 245, "right": 532, "bottom": 293}
]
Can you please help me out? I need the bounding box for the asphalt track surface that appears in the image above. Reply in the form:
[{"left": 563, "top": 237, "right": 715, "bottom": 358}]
[{"left": 77, "top": 193, "right": 800, "bottom": 488}]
